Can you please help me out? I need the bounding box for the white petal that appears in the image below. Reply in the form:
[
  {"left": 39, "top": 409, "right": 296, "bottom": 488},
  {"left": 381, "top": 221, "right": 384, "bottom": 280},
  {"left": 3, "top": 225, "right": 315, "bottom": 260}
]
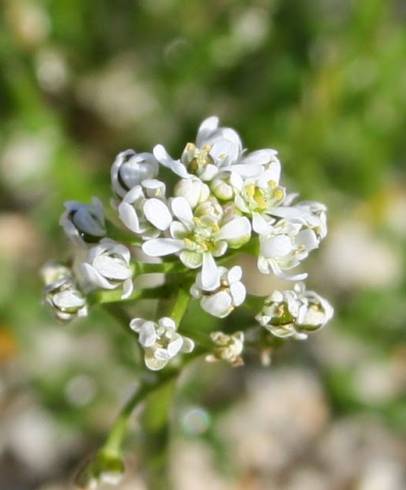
[
  {"left": 129, "top": 318, "right": 144, "bottom": 332},
  {"left": 201, "top": 253, "right": 220, "bottom": 291},
  {"left": 242, "top": 149, "right": 278, "bottom": 167},
  {"left": 296, "top": 229, "right": 319, "bottom": 250},
  {"left": 159, "top": 317, "right": 176, "bottom": 330},
  {"left": 153, "top": 145, "right": 190, "bottom": 178},
  {"left": 227, "top": 265, "right": 242, "bottom": 283},
  {"left": 230, "top": 282, "right": 246, "bottom": 306},
  {"left": 217, "top": 217, "right": 251, "bottom": 244},
  {"left": 118, "top": 201, "right": 141, "bottom": 233},
  {"left": 260, "top": 235, "right": 292, "bottom": 258},
  {"left": 122, "top": 278, "right": 134, "bottom": 299},
  {"left": 143, "top": 199, "right": 172, "bottom": 231},
  {"left": 167, "top": 336, "right": 183, "bottom": 357},
  {"left": 196, "top": 116, "right": 219, "bottom": 146},
  {"left": 181, "top": 337, "right": 195, "bottom": 353},
  {"left": 145, "top": 354, "right": 167, "bottom": 371},
  {"left": 53, "top": 290, "right": 85, "bottom": 309},
  {"left": 93, "top": 255, "right": 132, "bottom": 280},
  {"left": 139, "top": 322, "right": 157, "bottom": 347},
  {"left": 142, "top": 238, "right": 184, "bottom": 257},
  {"left": 252, "top": 212, "right": 270, "bottom": 235},
  {"left": 171, "top": 197, "right": 194, "bottom": 226},
  {"left": 80, "top": 263, "right": 114, "bottom": 289},
  {"left": 201, "top": 291, "right": 232, "bottom": 318}
]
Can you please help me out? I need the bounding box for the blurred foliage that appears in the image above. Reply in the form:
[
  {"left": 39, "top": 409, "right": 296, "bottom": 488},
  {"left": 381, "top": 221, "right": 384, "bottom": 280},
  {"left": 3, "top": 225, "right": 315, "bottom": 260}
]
[{"left": 0, "top": 0, "right": 405, "bottom": 488}]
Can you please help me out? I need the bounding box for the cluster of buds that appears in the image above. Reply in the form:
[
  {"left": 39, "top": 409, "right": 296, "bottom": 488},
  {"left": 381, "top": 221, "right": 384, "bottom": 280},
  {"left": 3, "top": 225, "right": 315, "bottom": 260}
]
[{"left": 42, "top": 116, "right": 333, "bottom": 370}]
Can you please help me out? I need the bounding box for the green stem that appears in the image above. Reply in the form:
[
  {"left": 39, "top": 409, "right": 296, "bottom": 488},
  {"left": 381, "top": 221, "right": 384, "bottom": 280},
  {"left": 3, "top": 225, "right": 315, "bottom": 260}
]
[
  {"left": 100, "top": 370, "right": 179, "bottom": 458},
  {"left": 170, "top": 287, "right": 190, "bottom": 326}
]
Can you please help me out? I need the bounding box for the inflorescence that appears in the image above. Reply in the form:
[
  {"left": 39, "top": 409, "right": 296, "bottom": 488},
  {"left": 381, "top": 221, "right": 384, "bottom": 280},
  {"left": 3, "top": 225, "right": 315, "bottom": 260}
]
[{"left": 42, "top": 116, "right": 333, "bottom": 370}]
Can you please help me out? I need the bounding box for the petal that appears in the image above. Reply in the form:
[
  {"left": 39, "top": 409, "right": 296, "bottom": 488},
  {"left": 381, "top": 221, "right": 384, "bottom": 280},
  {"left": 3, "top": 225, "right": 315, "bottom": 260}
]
[
  {"left": 153, "top": 145, "right": 190, "bottom": 178},
  {"left": 252, "top": 212, "right": 271, "bottom": 235},
  {"left": 181, "top": 337, "right": 195, "bottom": 353},
  {"left": 80, "top": 263, "right": 114, "bottom": 289},
  {"left": 179, "top": 250, "right": 203, "bottom": 269},
  {"left": 217, "top": 217, "right": 251, "bottom": 246},
  {"left": 145, "top": 353, "right": 167, "bottom": 371},
  {"left": 196, "top": 116, "right": 219, "bottom": 146},
  {"left": 242, "top": 149, "right": 279, "bottom": 167},
  {"left": 121, "top": 278, "right": 134, "bottom": 299},
  {"left": 296, "top": 229, "right": 319, "bottom": 250},
  {"left": 227, "top": 265, "right": 242, "bottom": 283},
  {"left": 93, "top": 255, "right": 132, "bottom": 280},
  {"left": 171, "top": 197, "right": 194, "bottom": 226},
  {"left": 118, "top": 201, "right": 141, "bottom": 233},
  {"left": 201, "top": 291, "right": 232, "bottom": 318},
  {"left": 53, "top": 290, "right": 85, "bottom": 309},
  {"left": 201, "top": 253, "right": 220, "bottom": 291},
  {"left": 143, "top": 198, "right": 172, "bottom": 231},
  {"left": 167, "top": 335, "right": 183, "bottom": 357},
  {"left": 129, "top": 318, "right": 144, "bottom": 332},
  {"left": 139, "top": 322, "right": 157, "bottom": 347},
  {"left": 260, "top": 234, "right": 292, "bottom": 258},
  {"left": 142, "top": 238, "right": 184, "bottom": 257},
  {"left": 230, "top": 282, "right": 246, "bottom": 306}
]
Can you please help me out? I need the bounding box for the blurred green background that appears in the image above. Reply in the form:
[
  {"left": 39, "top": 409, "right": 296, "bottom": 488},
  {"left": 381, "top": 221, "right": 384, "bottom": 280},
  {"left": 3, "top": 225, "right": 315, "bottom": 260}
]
[{"left": 0, "top": 1, "right": 405, "bottom": 489}]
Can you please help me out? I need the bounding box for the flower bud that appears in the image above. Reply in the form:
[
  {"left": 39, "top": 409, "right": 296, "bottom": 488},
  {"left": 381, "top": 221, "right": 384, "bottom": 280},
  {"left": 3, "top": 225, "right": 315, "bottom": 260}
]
[
  {"left": 256, "top": 283, "right": 333, "bottom": 340},
  {"left": 206, "top": 331, "right": 244, "bottom": 367},
  {"left": 111, "top": 149, "right": 159, "bottom": 198},
  {"left": 174, "top": 177, "right": 210, "bottom": 208},
  {"left": 41, "top": 262, "right": 87, "bottom": 322},
  {"left": 60, "top": 198, "right": 106, "bottom": 245},
  {"left": 195, "top": 196, "right": 223, "bottom": 222},
  {"left": 75, "top": 452, "right": 125, "bottom": 489}
]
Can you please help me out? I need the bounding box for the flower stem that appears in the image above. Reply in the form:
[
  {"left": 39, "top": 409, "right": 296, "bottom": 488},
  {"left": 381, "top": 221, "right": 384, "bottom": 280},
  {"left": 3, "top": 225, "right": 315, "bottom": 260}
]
[{"left": 170, "top": 287, "right": 190, "bottom": 326}]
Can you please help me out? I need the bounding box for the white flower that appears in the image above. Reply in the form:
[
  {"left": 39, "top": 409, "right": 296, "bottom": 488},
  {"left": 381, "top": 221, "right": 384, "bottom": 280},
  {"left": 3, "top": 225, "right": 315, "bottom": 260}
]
[
  {"left": 206, "top": 331, "right": 244, "bottom": 367},
  {"left": 142, "top": 197, "right": 251, "bottom": 289},
  {"left": 130, "top": 317, "right": 194, "bottom": 370},
  {"left": 60, "top": 197, "right": 105, "bottom": 245},
  {"left": 191, "top": 265, "right": 246, "bottom": 318},
  {"left": 256, "top": 283, "right": 334, "bottom": 340},
  {"left": 257, "top": 219, "right": 320, "bottom": 280},
  {"left": 270, "top": 200, "right": 327, "bottom": 240},
  {"left": 233, "top": 166, "right": 286, "bottom": 234},
  {"left": 79, "top": 238, "right": 133, "bottom": 299},
  {"left": 111, "top": 149, "right": 159, "bottom": 198},
  {"left": 118, "top": 179, "right": 172, "bottom": 238},
  {"left": 41, "top": 262, "right": 87, "bottom": 322},
  {"left": 153, "top": 116, "right": 280, "bottom": 181},
  {"left": 174, "top": 177, "right": 210, "bottom": 208}
]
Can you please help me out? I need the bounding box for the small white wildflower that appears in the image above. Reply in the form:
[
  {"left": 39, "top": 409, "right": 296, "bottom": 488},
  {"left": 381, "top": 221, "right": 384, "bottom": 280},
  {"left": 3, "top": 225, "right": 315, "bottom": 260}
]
[
  {"left": 111, "top": 149, "right": 159, "bottom": 198},
  {"left": 153, "top": 116, "right": 280, "bottom": 181},
  {"left": 142, "top": 197, "right": 251, "bottom": 289},
  {"left": 130, "top": 317, "right": 194, "bottom": 370},
  {"left": 256, "top": 283, "right": 334, "bottom": 340},
  {"left": 174, "top": 177, "right": 210, "bottom": 208},
  {"left": 191, "top": 265, "right": 246, "bottom": 318},
  {"left": 257, "top": 219, "right": 321, "bottom": 280},
  {"left": 60, "top": 197, "right": 105, "bottom": 245},
  {"left": 206, "top": 331, "right": 244, "bottom": 367},
  {"left": 233, "top": 166, "right": 286, "bottom": 234},
  {"left": 79, "top": 238, "right": 133, "bottom": 299},
  {"left": 41, "top": 262, "right": 87, "bottom": 322},
  {"left": 118, "top": 179, "right": 171, "bottom": 239},
  {"left": 270, "top": 200, "right": 328, "bottom": 240}
]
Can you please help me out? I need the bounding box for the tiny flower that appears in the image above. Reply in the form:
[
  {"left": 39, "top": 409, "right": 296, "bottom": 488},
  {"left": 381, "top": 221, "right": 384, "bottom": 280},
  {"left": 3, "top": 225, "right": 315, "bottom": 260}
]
[
  {"left": 130, "top": 317, "right": 194, "bottom": 371},
  {"left": 206, "top": 331, "right": 244, "bottom": 367},
  {"left": 257, "top": 219, "right": 320, "bottom": 280},
  {"left": 270, "top": 200, "right": 328, "bottom": 240},
  {"left": 41, "top": 262, "right": 87, "bottom": 322},
  {"left": 153, "top": 116, "right": 280, "bottom": 181},
  {"left": 111, "top": 149, "right": 159, "bottom": 198},
  {"left": 190, "top": 266, "right": 246, "bottom": 318},
  {"left": 233, "top": 166, "right": 286, "bottom": 234},
  {"left": 256, "top": 283, "right": 334, "bottom": 340},
  {"left": 142, "top": 197, "right": 251, "bottom": 289},
  {"left": 79, "top": 239, "right": 133, "bottom": 299},
  {"left": 174, "top": 177, "right": 210, "bottom": 208},
  {"left": 75, "top": 452, "right": 125, "bottom": 489},
  {"left": 60, "top": 197, "right": 106, "bottom": 245},
  {"left": 118, "top": 179, "right": 172, "bottom": 238}
]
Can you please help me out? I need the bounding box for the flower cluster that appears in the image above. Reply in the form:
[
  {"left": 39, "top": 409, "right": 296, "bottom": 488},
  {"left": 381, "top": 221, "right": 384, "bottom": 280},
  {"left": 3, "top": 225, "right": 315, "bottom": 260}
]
[{"left": 42, "top": 116, "right": 333, "bottom": 370}]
